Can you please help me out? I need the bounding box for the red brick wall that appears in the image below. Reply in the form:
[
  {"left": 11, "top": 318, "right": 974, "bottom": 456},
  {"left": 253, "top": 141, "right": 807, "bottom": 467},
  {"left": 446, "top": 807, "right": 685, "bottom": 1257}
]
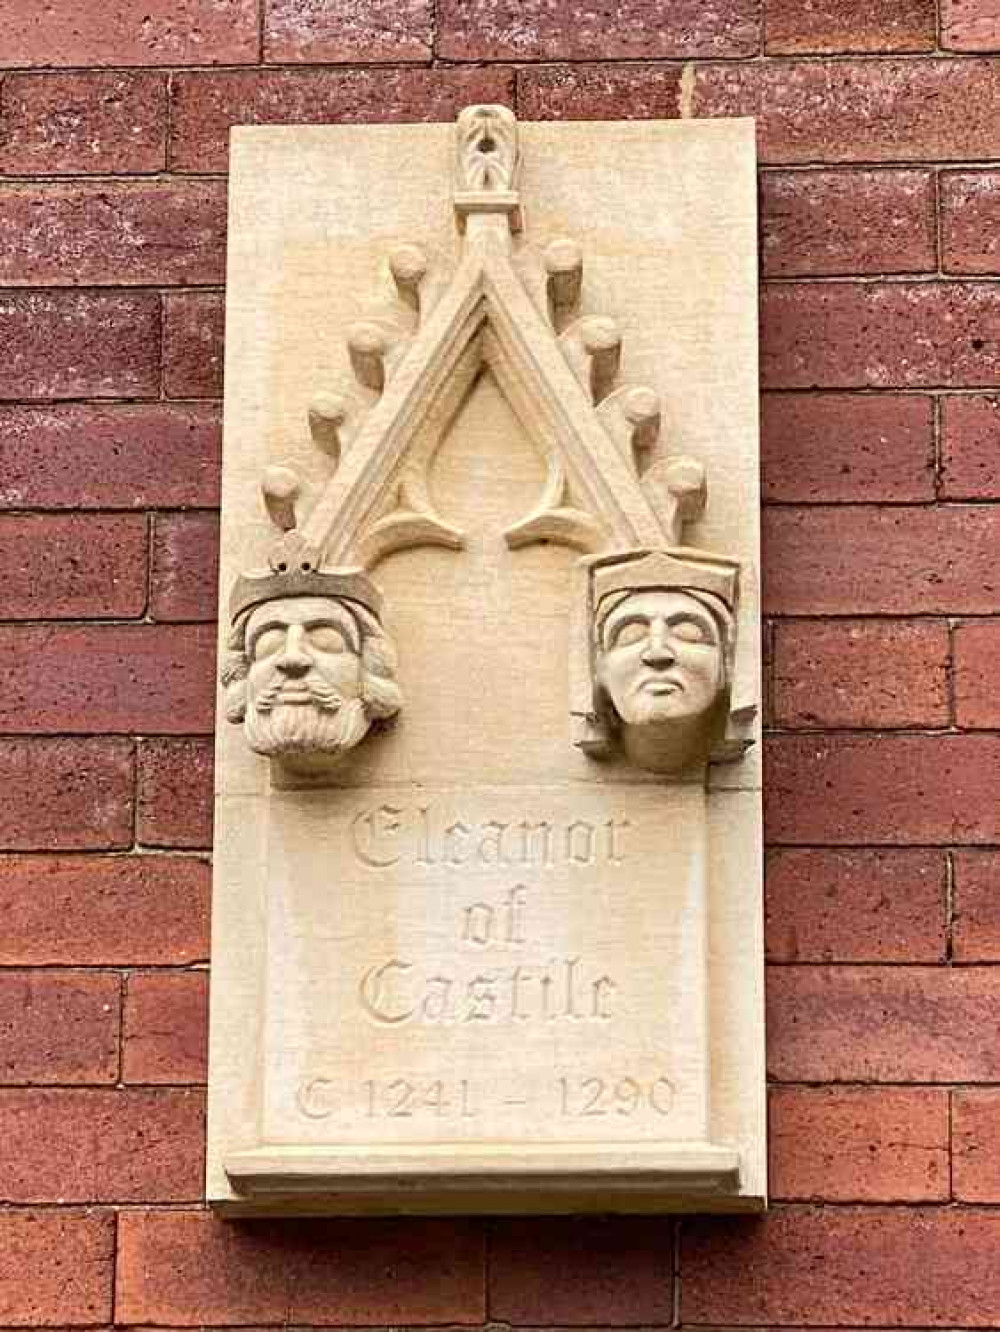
[{"left": 2, "top": 0, "right": 999, "bottom": 1323}]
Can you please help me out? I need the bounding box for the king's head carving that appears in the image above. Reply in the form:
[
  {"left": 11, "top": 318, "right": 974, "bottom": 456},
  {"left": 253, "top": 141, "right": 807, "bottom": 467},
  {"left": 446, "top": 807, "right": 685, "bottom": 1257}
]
[
  {"left": 587, "top": 550, "right": 746, "bottom": 776},
  {"left": 220, "top": 564, "right": 402, "bottom": 770}
]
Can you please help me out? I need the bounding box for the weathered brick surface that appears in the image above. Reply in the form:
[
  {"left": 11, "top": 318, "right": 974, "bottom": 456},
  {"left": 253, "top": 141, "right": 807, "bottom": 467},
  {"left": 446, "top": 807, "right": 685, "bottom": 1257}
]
[
  {"left": 170, "top": 67, "right": 516, "bottom": 172},
  {"left": 954, "top": 620, "right": 1000, "bottom": 727},
  {"left": 517, "top": 64, "right": 682, "bottom": 120},
  {"left": 0, "top": 625, "right": 216, "bottom": 735},
  {"left": 0, "top": 182, "right": 226, "bottom": 287},
  {"left": 264, "top": 0, "right": 434, "bottom": 62},
  {"left": 762, "top": 281, "right": 1000, "bottom": 389},
  {"left": 761, "top": 393, "right": 935, "bottom": 503},
  {"left": 0, "top": 0, "right": 259, "bottom": 67},
  {"left": 137, "top": 738, "right": 214, "bottom": 849},
  {"left": 766, "top": 735, "right": 1000, "bottom": 845},
  {"left": 763, "top": 0, "right": 936, "bottom": 52},
  {"left": 0, "top": 291, "right": 160, "bottom": 401},
  {"left": 761, "top": 170, "right": 936, "bottom": 277},
  {"left": 941, "top": 171, "right": 1000, "bottom": 273},
  {"left": 0, "top": 72, "right": 166, "bottom": 175},
  {"left": 765, "top": 849, "right": 946, "bottom": 963},
  {"left": 150, "top": 513, "right": 220, "bottom": 622},
  {"left": 116, "top": 1210, "right": 486, "bottom": 1324},
  {"left": 0, "top": 972, "right": 120, "bottom": 1085},
  {"left": 690, "top": 58, "right": 1000, "bottom": 164},
  {"left": 769, "top": 1087, "right": 949, "bottom": 1201},
  {"left": 162, "top": 292, "right": 224, "bottom": 398},
  {"left": 772, "top": 620, "right": 950, "bottom": 728},
  {"left": 0, "top": 739, "right": 133, "bottom": 851},
  {"left": 0, "top": 1088, "right": 204, "bottom": 1202},
  {"left": 953, "top": 1089, "right": 1000, "bottom": 1200},
  {"left": 438, "top": 0, "right": 759, "bottom": 59},
  {"left": 123, "top": 971, "right": 209, "bottom": 1084},
  {"left": 0, "top": 514, "right": 147, "bottom": 619},
  {"left": 768, "top": 966, "right": 1000, "bottom": 1081},
  {"left": 764, "top": 506, "right": 1000, "bottom": 615},
  {"left": 941, "top": 394, "right": 1000, "bottom": 499},
  {"left": 0, "top": 404, "right": 221, "bottom": 510},
  {"left": 490, "top": 1217, "right": 673, "bottom": 1323},
  {"left": 954, "top": 850, "right": 1000, "bottom": 961},
  {"left": 0, "top": 1210, "right": 115, "bottom": 1326},
  {"left": 0, "top": 855, "right": 209, "bottom": 966},
  {"left": 943, "top": 0, "right": 1000, "bottom": 50},
  {"left": 683, "top": 1206, "right": 1000, "bottom": 1325}
]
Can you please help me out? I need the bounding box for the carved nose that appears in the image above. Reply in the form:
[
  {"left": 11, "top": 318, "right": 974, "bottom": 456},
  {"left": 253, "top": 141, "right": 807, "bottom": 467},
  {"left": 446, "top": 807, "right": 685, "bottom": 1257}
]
[
  {"left": 275, "top": 625, "right": 311, "bottom": 677},
  {"left": 641, "top": 624, "right": 675, "bottom": 669}
]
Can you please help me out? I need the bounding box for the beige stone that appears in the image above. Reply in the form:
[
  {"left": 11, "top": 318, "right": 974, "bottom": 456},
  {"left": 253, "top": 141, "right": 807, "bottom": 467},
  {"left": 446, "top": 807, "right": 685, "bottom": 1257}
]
[{"left": 208, "top": 108, "right": 764, "bottom": 1213}]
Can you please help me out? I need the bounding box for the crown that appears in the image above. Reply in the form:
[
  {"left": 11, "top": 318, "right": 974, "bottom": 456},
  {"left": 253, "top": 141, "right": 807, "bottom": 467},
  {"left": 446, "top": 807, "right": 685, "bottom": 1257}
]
[
  {"left": 229, "top": 565, "right": 383, "bottom": 625},
  {"left": 592, "top": 548, "right": 739, "bottom": 611}
]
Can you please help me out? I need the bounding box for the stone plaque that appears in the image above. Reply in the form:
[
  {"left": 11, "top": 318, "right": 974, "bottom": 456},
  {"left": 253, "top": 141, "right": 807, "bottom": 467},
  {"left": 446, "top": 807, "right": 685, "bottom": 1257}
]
[{"left": 208, "top": 109, "right": 764, "bottom": 1213}]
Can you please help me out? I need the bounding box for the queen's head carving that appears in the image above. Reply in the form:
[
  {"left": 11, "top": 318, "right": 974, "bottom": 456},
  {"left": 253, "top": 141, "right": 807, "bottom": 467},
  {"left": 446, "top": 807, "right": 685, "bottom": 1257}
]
[
  {"left": 588, "top": 550, "right": 746, "bottom": 776},
  {"left": 220, "top": 565, "right": 402, "bottom": 769}
]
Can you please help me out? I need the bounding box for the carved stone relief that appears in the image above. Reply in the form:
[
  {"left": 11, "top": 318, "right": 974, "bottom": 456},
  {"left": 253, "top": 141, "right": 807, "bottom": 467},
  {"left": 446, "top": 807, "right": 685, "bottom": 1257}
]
[{"left": 208, "top": 108, "right": 764, "bottom": 1214}]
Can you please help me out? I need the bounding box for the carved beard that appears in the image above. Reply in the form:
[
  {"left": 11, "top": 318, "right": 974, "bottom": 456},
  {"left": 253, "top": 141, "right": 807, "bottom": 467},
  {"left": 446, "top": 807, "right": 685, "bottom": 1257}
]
[{"left": 244, "top": 695, "right": 370, "bottom": 758}]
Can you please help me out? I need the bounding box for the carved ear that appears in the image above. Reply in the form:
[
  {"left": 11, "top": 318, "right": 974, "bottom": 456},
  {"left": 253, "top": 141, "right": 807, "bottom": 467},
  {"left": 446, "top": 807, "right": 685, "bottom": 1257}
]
[{"left": 220, "top": 652, "right": 249, "bottom": 724}]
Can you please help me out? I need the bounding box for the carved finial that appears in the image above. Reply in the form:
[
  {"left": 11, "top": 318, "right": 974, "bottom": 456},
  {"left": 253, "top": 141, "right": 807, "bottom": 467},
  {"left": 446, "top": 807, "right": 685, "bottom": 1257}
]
[
  {"left": 308, "top": 393, "right": 347, "bottom": 465},
  {"left": 580, "top": 317, "right": 622, "bottom": 404},
  {"left": 454, "top": 105, "right": 522, "bottom": 234},
  {"left": 623, "top": 388, "right": 661, "bottom": 465},
  {"left": 261, "top": 464, "right": 302, "bottom": 532},
  {"left": 347, "top": 320, "right": 391, "bottom": 394},
  {"left": 389, "top": 244, "right": 428, "bottom": 312},
  {"left": 644, "top": 456, "right": 708, "bottom": 530},
  {"left": 544, "top": 238, "right": 583, "bottom": 331}
]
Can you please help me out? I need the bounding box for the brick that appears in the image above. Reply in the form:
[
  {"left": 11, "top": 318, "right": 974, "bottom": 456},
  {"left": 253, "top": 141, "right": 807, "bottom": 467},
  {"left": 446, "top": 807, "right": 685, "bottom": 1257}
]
[
  {"left": 953, "top": 1089, "right": 1000, "bottom": 1200},
  {"left": 0, "top": 514, "right": 146, "bottom": 619},
  {"left": 761, "top": 170, "right": 935, "bottom": 277},
  {"left": 0, "top": 854, "right": 209, "bottom": 966},
  {"left": 123, "top": 971, "right": 208, "bottom": 1084},
  {"left": 682, "top": 1206, "right": 1000, "bottom": 1325},
  {"left": 163, "top": 292, "right": 224, "bottom": 398},
  {"left": 773, "top": 620, "right": 950, "bottom": 728},
  {"left": 765, "top": 849, "right": 946, "bottom": 963},
  {"left": 0, "top": 1210, "right": 114, "bottom": 1326},
  {"left": 762, "top": 281, "right": 1000, "bottom": 390},
  {"left": 170, "top": 67, "right": 515, "bottom": 173},
  {"left": 0, "top": 1087, "right": 204, "bottom": 1203},
  {"left": 517, "top": 64, "right": 682, "bottom": 120},
  {"left": 943, "top": 0, "right": 1000, "bottom": 50},
  {"left": 490, "top": 1217, "right": 672, "bottom": 1323},
  {"left": 764, "top": 506, "right": 1000, "bottom": 615},
  {"left": 137, "top": 738, "right": 214, "bottom": 849},
  {"left": 761, "top": 393, "right": 935, "bottom": 502},
  {"left": 151, "top": 513, "right": 220, "bottom": 622},
  {"left": 439, "top": 0, "right": 758, "bottom": 58},
  {"left": 0, "top": 0, "right": 258, "bottom": 67},
  {"left": 0, "top": 404, "right": 221, "bottom": 510},
  {"left": 0, "top": 72, "right": 166, "bottom": 175},
  {"left": 942, "top": 171, "right": 1000, "bottom": 274},
  {"left": 764, "top": 0, "right": 936, "bottom": 52},
  {"left": 264, "top": 0, "right": 433, "bottom": 62},
  {"left": 0, "top": 291, "right": 159, "bottom": 401},
  {"left": 766, "top": 734, "right": 1000, "bottom": 845},
  {"left": 0, "top": 972, "right": 119, "bottom": 1085},
  {"left": 941, "top": 394, "right": 1000, "bottom": 498},
  {"left": 690, "top": 58, "right": 1000, "bottom": 165},
  {"left": 116, "top": 1209, "right": 486, "bottom": 1324},
  {"left": 0, "top": 182, "right": 226, "bottom": 287},
  {"left": 768, "top": 966, "right": 1000, "bottom": 1081},
  {"left": 0, "top": 739, "right": 134, "bottom": 851},
  {"left": 0, "top": 625, "right": 216, "bottom": 735},
  {"left": 954, "top": 850, "right": 1000, "bottom": 961},
  {"left": 769, "top": 1087, "right": 949, "bottom": 1202},
  {"left": 955, "top": 620, "right": 1000, "bottom": 726}
]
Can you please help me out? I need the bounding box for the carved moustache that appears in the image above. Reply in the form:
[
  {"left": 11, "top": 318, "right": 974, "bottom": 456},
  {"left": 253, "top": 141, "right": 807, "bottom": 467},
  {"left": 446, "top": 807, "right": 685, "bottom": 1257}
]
[{"left": 253, "top": 674, "right": 347, "bottom": 714}]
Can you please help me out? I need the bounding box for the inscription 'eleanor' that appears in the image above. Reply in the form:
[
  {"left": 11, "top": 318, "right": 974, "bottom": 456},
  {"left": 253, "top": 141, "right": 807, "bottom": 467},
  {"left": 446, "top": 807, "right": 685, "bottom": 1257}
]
[{"left": 351, "top": 804, "right": 632, "bottom": 869}]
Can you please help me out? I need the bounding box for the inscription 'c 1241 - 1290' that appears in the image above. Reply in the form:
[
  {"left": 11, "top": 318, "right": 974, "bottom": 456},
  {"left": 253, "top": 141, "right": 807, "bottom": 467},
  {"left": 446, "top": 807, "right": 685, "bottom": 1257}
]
[{"left": 350, "top": 803, "right": 633, "bottom": 869}]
